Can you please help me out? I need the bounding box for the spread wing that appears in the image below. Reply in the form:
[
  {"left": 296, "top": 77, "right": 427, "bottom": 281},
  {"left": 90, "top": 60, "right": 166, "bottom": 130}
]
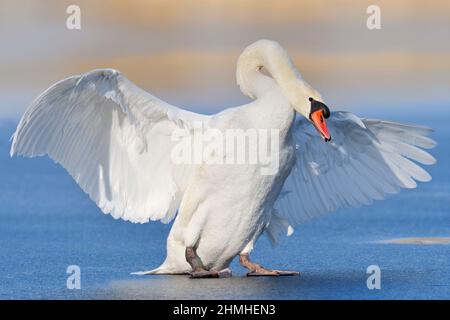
[
  {"left": 11, "top": 69, "right": 208, "bottom": 224},
  {"left": 275, "top": 111, "right": 436, "bottom": 225}
]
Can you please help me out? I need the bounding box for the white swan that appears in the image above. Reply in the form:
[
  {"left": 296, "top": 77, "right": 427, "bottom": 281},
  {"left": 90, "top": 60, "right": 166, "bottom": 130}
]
[{"left": 10, "top": 40, "right": 436, "bottom": 278}]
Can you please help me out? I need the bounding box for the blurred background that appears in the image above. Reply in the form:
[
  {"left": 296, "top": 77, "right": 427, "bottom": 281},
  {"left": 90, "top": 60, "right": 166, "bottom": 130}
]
[{"left": 1, "top": 0, "right": 449, "bottom": 118}]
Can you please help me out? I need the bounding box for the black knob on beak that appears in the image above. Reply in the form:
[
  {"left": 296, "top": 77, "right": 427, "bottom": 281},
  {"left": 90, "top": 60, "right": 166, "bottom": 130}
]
[{"left": 309, "top": 97, "right": 330, "bottom": 119}]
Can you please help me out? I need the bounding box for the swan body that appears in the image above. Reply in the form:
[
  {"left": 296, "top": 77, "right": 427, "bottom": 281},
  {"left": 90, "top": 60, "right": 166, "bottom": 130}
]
[
  {"left": 158, "top": 89, "right": 297, "bottom": 273},
  {"left": 10, "top": 40, "right": 436, "bottom": 276}
]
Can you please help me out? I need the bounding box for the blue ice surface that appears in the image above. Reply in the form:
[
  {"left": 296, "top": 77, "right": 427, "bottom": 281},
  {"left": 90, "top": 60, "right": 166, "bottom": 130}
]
[{"left": 0, "top": 110, "right": 449, "bottom": 300}]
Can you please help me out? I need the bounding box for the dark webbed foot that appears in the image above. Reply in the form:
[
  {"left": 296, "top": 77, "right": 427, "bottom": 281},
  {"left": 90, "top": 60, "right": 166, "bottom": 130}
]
[
  {"left": 190, "top": 268, "right": 232, "bottom": 278},
  {"left": 190, "top": 270, "right": 219, "bottom": 279},
  {"left": 185, "top": 247, "right": 232, "bottom": 279},
  {"left": 239, "top": 254, "right": 299, "bottom": 277},
  {"left": 271, "top": 270, "right": 300, "bottom": 276},
  {"left": 247, "top": 267, "right": 279, "bottom": 277}
]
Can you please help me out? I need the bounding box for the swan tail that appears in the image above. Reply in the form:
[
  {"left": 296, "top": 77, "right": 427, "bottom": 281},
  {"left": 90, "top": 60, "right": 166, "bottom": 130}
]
[
  {"left": 131, "top": 259, "right": 191, "bottom": 276},
  {"left": 130, "top": 268, "right": 163, "bottom": 276}
]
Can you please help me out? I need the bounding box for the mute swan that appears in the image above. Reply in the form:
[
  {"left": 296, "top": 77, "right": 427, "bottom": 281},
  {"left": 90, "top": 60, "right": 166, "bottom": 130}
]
[{"left": 10, "top": 40, "right": 436, "bottom": 278}]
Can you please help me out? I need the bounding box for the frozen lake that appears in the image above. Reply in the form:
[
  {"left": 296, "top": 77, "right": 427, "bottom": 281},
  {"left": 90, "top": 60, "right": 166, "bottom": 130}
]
[{"left": 0, "top": 111, "right": 449, "bottom": 300}]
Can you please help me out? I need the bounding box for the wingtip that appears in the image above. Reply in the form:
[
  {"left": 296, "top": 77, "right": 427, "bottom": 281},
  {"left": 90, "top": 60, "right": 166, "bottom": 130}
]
[
  {"left": 287, "top": 225, "right": 294, "bottom": 236},
  {"left": 429, "top": 156, "right": 437, "bottom": 166},
  {"left": 429, "top": 139, "right": 438, "bottom": 149}
]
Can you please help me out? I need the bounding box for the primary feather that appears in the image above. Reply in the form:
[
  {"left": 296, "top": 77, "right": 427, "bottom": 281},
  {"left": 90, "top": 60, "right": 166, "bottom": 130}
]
[
  {"left": 11, "top": 69, "right": 208, "bottom": 224},
  {"left": 275, "top": 111, "right": 436, "bottom": 225}
]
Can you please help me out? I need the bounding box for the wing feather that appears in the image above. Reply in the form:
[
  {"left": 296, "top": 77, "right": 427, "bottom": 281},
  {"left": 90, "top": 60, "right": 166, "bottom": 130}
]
[
  {"left": 11, "top": 69, "right": 207, "bottom": 224},
  {"left": 275, "top": 111, "right": 436, "bottom": 224}
]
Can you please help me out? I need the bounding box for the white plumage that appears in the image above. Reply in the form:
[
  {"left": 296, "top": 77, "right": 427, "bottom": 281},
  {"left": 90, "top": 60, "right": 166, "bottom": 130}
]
[
  {"left": 275, "top": 112, "right": 436, "bottom": 224},
  {"left": 11, "top": 69, "right": 207, "bottom": 224},
  {"left": 10, "top": 40, "right": 436, "bottom": 275}
]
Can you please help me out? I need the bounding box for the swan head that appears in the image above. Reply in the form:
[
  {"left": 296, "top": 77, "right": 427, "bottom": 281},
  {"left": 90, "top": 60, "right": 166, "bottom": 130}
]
[
  {"left": 308, "top": 97, "right": 331, "bottom": 142},
  {"left": 282, "top": 80, "right": 332, "bottom": 142},
  {"left": 236, "top": 39, "right": 332, "bottom": 141}
]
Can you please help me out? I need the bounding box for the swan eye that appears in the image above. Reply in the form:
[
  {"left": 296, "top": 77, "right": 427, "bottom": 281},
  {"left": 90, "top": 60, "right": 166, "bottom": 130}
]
[{"left": 258, "top": 66, "right": 272, "bottom": 78}]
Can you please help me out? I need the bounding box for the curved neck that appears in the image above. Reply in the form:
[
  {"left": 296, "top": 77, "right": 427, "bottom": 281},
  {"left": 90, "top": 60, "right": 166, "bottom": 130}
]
[{"left": 236, "top": 40, "right": 317, "bottom": 117}]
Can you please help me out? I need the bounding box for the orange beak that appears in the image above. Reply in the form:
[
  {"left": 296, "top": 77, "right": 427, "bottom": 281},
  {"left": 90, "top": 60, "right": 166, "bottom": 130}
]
[{"left": 310, "top": 109, "right": 331, "bottom": 142}]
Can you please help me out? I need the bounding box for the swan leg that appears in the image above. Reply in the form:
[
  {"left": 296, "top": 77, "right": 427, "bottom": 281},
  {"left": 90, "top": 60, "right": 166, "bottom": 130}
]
[
  {"left": 185, "top": 247, "right": 220, "bottom": 278},
  {"left": 239, "top": 254, "right": 299, "bottom": 277}
]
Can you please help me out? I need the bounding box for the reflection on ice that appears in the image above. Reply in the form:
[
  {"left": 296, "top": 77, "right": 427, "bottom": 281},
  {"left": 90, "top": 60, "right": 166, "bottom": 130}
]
[{"left": 378, "top": 237, "right": 450, "bottom": 245}]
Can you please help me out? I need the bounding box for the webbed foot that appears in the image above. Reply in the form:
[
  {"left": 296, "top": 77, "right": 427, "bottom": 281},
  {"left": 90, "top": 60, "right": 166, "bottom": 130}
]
[{"left": 240, "top": 254, "right": 299, "bottom": 277}]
